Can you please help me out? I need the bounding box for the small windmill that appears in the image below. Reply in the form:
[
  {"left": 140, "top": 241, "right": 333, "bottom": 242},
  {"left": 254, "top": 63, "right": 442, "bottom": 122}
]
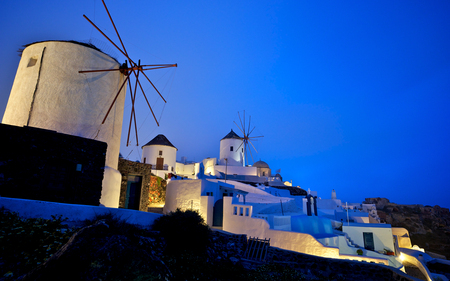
[
  {"left": 234, "top": 111, "right": 264, "bottom": 166},
  {"left": 78, "top": 0, "right": 177, "bottom": 146}
]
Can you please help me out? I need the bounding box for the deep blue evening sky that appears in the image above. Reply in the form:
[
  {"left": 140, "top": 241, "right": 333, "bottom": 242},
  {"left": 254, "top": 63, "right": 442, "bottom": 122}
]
[{"left": 1, "top": 1, "right": 449, "bottom": 207}]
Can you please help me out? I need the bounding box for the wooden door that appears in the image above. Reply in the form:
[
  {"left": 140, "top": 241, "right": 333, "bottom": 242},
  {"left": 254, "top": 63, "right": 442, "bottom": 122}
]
[{"left": 156, "top": 157, "right": 164, "bottom": 170}]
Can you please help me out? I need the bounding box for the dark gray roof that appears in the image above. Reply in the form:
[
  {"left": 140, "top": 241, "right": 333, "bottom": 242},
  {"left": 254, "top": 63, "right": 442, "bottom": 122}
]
[
  {"left": 221, "top": 129, "right": 241, "bottom": 140},
  {"left": 142, "top": 134, "right": 177, "bottom": 150}
]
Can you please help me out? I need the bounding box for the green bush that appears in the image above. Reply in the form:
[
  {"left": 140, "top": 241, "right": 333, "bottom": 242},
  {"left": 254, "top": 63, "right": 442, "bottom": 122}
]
[{"left": 152, "top": 208, "right": 211, "bottom": 255}]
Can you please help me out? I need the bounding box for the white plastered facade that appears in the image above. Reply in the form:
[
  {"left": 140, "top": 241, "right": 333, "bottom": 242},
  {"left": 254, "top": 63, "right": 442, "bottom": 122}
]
[
  {"left": 2, "top": 41, "right": 126, "bottom": 207},
  {"left": 219, "top": 138, "right": 244, "bottom": 166},
  {"left": 142, "top": 144, "right": 177, "bottom": 174}
]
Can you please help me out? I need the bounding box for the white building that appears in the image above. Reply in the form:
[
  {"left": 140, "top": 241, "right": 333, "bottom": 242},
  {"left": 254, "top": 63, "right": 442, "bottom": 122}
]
[{"left": 141, "top": 134, "right": 177, "bottom": 179}]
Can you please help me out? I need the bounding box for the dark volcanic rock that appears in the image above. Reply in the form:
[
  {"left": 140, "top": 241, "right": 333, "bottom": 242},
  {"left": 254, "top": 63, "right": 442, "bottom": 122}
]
[{"left": 367, "top": 198, "right": 450, "bottom": 259}]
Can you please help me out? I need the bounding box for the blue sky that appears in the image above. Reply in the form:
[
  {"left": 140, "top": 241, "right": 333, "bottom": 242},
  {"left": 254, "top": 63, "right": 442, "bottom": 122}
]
[{"left": 1, "top": 1, "right": 450, "bottom": 207}]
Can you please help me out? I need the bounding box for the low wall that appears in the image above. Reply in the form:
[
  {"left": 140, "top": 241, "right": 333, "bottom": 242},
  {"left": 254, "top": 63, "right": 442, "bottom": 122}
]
[{"left": 0, "top": 197, "right": 162, "bottom": 228}]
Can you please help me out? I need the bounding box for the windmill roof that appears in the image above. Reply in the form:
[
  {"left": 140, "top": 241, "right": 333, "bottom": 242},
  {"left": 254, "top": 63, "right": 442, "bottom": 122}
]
[
  {"left": 142, "top": 134, "right": 177, "bottom": 150},
  {"left": 221, "top": 129, "right": 241, "bottom": 140}
]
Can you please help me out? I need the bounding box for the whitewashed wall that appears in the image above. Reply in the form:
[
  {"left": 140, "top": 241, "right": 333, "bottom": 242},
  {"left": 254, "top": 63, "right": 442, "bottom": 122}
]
[
  {"left": 392, "top": 227, "right": 412, "bottom": 248},
  {"left": 343, "top": 224, "right": 395, "bottom": 253},
  {"left": 142, "top": 144, "right": 177, "bottom": 172},
  {"left": 215, "top": 165, "right": 257, "bottom": 176},
  {"left": 222, "top": 197, "right": 340, "bottom": 258},
  {"left": 2, "top": 41, "right": 126, "bottom": 208},
  {"left": 163, "top": 179, "right": 216, "bottom": 225},
  {"left": 219, "top": 138, "right": 244, "bottom": 166}
]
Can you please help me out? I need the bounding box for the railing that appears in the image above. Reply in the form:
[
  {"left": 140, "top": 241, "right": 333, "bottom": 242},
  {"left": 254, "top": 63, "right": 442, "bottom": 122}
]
[{"left": 244, "top": 237, "right": 270, "bottom": 262}]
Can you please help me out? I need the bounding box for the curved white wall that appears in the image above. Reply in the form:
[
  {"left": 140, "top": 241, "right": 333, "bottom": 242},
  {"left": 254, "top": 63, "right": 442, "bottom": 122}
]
[
  {"left": 219, "top": 138, "right": 244, "bottom": 166},
  {"left": 2, "top": 41, "right": 126, "bottom": 207},
  {"left": 142, "top": 144, "right": 177, "bottom": 172}
]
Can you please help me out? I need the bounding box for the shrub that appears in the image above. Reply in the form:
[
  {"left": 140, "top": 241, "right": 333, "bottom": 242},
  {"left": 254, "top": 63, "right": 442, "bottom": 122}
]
[
  {"left": 0, "top": 208, "right": 76, "bottom": 279},
  {"left": 152, "top": 208, "right": 211, "bottom": 255}
]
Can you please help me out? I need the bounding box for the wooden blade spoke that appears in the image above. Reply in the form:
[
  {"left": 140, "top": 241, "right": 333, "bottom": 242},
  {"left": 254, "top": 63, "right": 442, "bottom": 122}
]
[
  {"left": 83, "top": 14, "right": 135, "bottom": 65},
  {"left": 249, "top": 140, "right": 258, "bottom": 154},
  {"left": 248, "top": 143, "right": 255, "bottom": 164},
  {"left": 79, "top": 68, "right": 122, "bottom": 73},
  {"left": 248, "top": 125, "right": 256, "bottom": 136},
  {"left": 101, "top": 74, "right": 129, "bottom": 124},
  {"left": 136, "top": 76, "right": 160, "bottom": 126},
  {"left": 101, "top": 0, "right": 129, "bottom": 57},
  {"left": 234, "top": 121, "right": 246, "bottom": 136},
  {"left": 140, "top": 64, "right": 177, "bottom": 68},
  {"left": 238, "top": 112, "right": 245, "bottom": 135},
  {"left": 141, "top": 65, "right": 177, "bottom": 71},
  {"left": 126, "top": 75, "right": 136, "bottom": 146},
  {"left": 243, "top": 110, "right": 246, "bottom": 137},
  {"left": 126, "top": 65, "right": 140, "bottom": 146},
  {"left": 236, "top": 140, "right": 244, "bottom": 150},
  {"left": 248, "top": 115, "right": 251, "bottom": 137},
  {"left": 139, "top": 69, "right": 167, "bottom": 103}
]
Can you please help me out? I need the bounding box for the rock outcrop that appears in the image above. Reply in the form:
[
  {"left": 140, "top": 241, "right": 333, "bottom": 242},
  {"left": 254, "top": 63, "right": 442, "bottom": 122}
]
[{"left": 364, "top": 197, "right": 450, "bottom": 259}]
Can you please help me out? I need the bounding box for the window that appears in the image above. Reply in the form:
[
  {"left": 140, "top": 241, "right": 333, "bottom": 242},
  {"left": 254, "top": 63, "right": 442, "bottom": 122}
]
[
  {"left": 143, "top": 157, "right": 146, "bottom": 164},
  {"left": 230, "top": 146, "right": 233, "bottom": 151},
  {"left": 234, "top": 206, "right": 237, "bottom": 215},
  {"left": 159, "top": 151, "right": 163, "bottom": 156},
  {"left": 245, "top": 208, "right": 249, "bottom": 216},
  {"left": 242, "top": 148, "right": 244, "bottom": 152},
  {"left": 27, "top": 57, "right": 37, "bottom": 67},
  {"left": 239, "top": 207, "right": 244, "bottom": 216},
  {"left": 262, "top": 172, "right": 265, "bottom": 176}
]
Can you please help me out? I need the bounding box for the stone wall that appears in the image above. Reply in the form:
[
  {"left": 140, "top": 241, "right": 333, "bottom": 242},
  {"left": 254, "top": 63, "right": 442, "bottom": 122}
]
[
  {"left": 0, "top": 124, "right": 106, "bottom": 206},
  {"left": 118, "top": 158, "right": 167, "bottom": 212}
]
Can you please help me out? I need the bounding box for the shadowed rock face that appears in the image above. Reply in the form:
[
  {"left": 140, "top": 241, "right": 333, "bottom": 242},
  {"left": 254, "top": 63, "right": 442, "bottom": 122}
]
[
  {"left": 17, "top": 221, "right": 171, "bottom": 281},
  {"left": 364, "top": 197, "right": 450, "bottom": 259}
]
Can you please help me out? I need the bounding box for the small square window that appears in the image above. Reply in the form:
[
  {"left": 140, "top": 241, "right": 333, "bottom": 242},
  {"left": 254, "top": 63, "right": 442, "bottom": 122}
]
[
  {"left": 159, "top": 151, "right": 163, "bottom": 156},
  {"left": 27, "top": 57, "right": 37, "bottom": 67},
  {"left": 230, "top": 146, "right": 233, "bottom": 151}
]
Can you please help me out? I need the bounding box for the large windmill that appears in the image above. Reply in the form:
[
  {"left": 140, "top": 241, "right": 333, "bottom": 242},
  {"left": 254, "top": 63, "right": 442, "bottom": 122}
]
[
  {"left": 79, "top": 0, "right": 177, "bottom": 146},
  {"left": 234, "top": 111, "right": 264, "bottom": 166}
]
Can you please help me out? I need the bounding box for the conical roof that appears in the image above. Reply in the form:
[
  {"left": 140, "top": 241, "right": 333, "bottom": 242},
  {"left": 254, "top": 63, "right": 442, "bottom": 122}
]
[
  {"left": 142, "top": 134, "right": 177, "bottom": 150},
  {"left": 221, "top": 129, "right": 241, "bottom": 140}
]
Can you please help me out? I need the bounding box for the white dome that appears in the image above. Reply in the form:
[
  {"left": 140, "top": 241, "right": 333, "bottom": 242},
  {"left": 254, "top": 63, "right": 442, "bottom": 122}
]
[{"left": 253, "top": 160, "right": 269, "bottom": 168}]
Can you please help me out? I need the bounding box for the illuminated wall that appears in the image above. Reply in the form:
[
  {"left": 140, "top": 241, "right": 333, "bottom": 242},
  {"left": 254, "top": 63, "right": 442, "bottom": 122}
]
[
  {"left": 141, "top": 143, "right": 177, "bottom": 174},
  {"left": 219, "top": 138, "right": 244, "bottom": 166},
  {"left": 343, "top": 223, "right": 395, "bottom": 253},
  {"left": 2, "top": 41, "right": 126, "bottom": 208}
]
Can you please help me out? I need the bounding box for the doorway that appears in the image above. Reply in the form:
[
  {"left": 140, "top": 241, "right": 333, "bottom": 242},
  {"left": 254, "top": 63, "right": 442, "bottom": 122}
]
[
  {"left": 363, "top": 232, "right": 375, "bottom": 251},
  {"left": 125, "top": 175, "right": 142, "bottom": 210},
  {"left": 213, "top": 199, "right": 224, "bottom": 227},
  {"left": 156, "top": 158, "right": 164, "bottom": 170}
]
